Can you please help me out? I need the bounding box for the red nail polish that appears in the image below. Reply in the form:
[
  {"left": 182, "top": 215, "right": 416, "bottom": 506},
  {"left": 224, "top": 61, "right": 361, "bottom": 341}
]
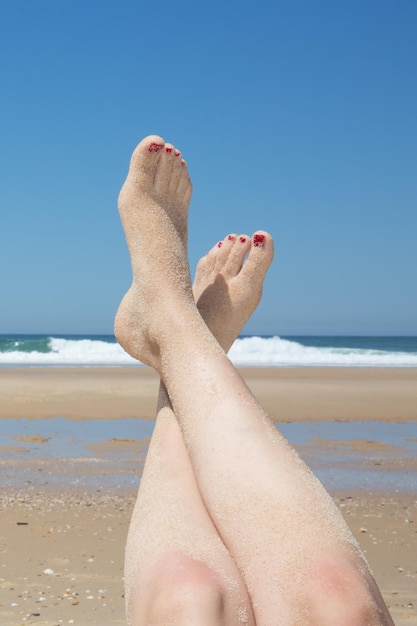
[
  {"left": 148, "top": 143, "right": 163, "bottom": 153},
  {"left": 239, "top": 236, "right": 246, "bottom": 243},
  {"left": 175, "top": 151, "right": 181, "bottom": 157},
  {"left": 165, "top": 147, "right": 173, "bottom": 153},
  {"left": 217, "top": 241, "right": 223, "bottom": 248},
  {"left": 253, "top": 234, "right": 265, "bottom": 247},
  {"left": 227, "top": 235, "right": 235, "bottom": 241}
]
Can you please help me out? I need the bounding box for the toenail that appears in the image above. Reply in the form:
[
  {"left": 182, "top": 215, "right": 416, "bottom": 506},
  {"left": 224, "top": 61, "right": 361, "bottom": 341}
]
[
  {"left": 165, "top": 147, "right": 173, "bottom": 153},
  {"left": 217, "top": 241, "right": 223, "bottom": 248},
  {"left": 227, "top": 235, "right": 235, "bottom": 241},
  {"left": 253, "top": 234, "right": 265, "bottom": 247},
  {"left": 148, "top": 143, "right": 163, "bottom": 153},
  {"left": 239, "top": 236, "right": 247, "bottom": 243},
  {"left": 174, "top": 150, "right": 181, "bottom": 157}
]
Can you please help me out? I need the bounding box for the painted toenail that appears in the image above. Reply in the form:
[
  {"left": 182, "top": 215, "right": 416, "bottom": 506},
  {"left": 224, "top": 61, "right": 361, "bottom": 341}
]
[
  {"left": 165, "top": 147, "right": 173, "bottom": 153},
  {"left": 175, "top": 151, "right": 181, "bottom": 157},
  {"left": 253, "top": 234, "right": 265, "bottom": 247},
  {"left": 239, "top": 236, "right": 247, "bottom": 243},
  {"left": 148, "top": 143, "right": 163, "bottom": 153},
  {"left": 227, "top": 235, "right": 235, "bottom": 241},
  {"left": 217, "top": 241, "right": 223, "bottom": 248}
]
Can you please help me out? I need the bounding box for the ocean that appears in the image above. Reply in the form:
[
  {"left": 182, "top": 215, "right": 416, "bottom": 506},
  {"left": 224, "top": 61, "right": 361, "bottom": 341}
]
[{"left": 1, "top": 334, "right": 417, "bottom": 367}]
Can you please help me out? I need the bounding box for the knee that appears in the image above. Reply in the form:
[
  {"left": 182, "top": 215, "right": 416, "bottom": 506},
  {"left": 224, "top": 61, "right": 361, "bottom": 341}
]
[
  {"left": 146, "top": 553, "right": 227, "bottom": 625},
  {"left": 305, "top": 556, "right": 380, "bottom": 625}
]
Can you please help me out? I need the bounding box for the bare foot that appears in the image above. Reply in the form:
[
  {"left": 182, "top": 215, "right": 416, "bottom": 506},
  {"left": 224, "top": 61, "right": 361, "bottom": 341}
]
[
  {"left": 115, "top": 135, "right": 195, "bottom": 367},
  {"left": 115, "top": 135, "right": 274, "bottom": 368},
  {"left": 194, "top": 232, "right": 274, "bottom": 351}
]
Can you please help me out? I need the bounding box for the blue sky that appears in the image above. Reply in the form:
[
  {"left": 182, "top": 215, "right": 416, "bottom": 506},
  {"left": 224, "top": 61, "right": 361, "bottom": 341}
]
[{"left": 1, "top": 0, "right": 416, "bottom": 336}]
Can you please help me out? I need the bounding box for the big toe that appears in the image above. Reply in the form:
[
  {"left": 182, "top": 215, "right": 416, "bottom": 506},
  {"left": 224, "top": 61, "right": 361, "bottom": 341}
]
[
  {"left": 124, "top": 135, "right": 166, "bottom": 189},
  {"left": 243, "top": 231, "right": 274, "bottom": 280},
  {"left": 132, "top": 134, "right": 165, "bottom": 159}
]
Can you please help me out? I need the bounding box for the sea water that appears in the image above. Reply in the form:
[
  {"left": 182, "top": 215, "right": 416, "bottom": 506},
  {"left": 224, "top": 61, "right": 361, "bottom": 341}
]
[
  {"left": 1, "top": 334, "right": 417, "bottom": 367},
  {"left": 1, "top": 335, "right": 416, "bottom": 492}
]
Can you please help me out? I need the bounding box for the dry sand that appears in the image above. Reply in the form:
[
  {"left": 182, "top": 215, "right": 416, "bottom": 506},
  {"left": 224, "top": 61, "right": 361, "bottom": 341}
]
[
  {"left": 0, "top": 366, "right": 416, "bottom": 421},
  {"left": 1, "top": 367, "right": 416, "bottom": 625},
  {"left": 0, "top": 489, "right": 415, "bottom": 626}
]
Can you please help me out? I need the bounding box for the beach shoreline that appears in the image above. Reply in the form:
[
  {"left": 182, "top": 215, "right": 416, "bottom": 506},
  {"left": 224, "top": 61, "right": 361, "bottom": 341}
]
[
  {"left": 1, "top": 366, "right": 416, "bottom": 624},
  {"left": 0, "top": 366, "right": 416, "bottom": 421}
]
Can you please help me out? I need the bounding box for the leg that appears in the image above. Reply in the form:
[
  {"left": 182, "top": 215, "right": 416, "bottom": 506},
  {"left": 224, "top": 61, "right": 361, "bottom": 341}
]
[
  {"left": 124, "top": 232, "right": 272, "bottom": 625},
  {"left": 115, "top": 136, "right": 394, "bottom": 626},
  {"left": 126, "top": 394, "right": 252, "bottom": 626}
]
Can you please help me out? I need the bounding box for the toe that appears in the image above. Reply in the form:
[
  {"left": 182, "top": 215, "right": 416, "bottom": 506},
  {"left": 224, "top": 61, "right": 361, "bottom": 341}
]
[
  {"left": 168, "top": 148, "right": 184, "bottom": 195},
  {"left": 244, "top": 231, "right": 274, "bottom": 279},
  {"left": 126, "top": 135, "right": 165, "bottom": 187},
  {"left": 153, "top": 143, "right": 176, "bottom": 192},
  {"left": 216, "top": 233, "right": 237, "bottom": 266},
  {"left": 203, "top": 234, "right": 236, "bottom": 274},
  {"left": 195, "top": 233, "right": 237, "bottom": 286},
  {"left": 119, "top": 136, "right": 166, "bottom": 209},
  {"left": 201, "top": 239, "right": 223, "bottom": 273},
  {"left": 176, "top": 159, "right": 192, "bottom": 201},
  {"left": 195, "top": 253, "right": 210, "bottom": 278},
  {"left": 210, "top": 234, "right": 238, "bottom": 270},
  {"left": 223, "top": 234, "right": 251, "bottom": 277},
  {"left": 130, "top": 135, "right": 165, "bottom": 170},
  {"left": 182, "top": 181, "right": 193, "bottom": 208}
]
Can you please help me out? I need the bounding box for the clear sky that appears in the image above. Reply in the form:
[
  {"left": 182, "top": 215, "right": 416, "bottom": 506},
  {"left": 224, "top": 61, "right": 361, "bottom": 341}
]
[{"left": 1, "top": 0, "right": 416, "bottom": 336}]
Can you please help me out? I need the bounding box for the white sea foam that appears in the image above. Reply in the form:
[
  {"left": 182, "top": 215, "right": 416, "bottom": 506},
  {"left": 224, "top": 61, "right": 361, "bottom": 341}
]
[
  {"left": 229, "top": 336, "right": 417, "bottom": 367},
  {"left": 0, "top": 338, "right": 137, "bottom": 366},
  {"left": 0, "top": 336, "right": 417, "bottom": 367}
]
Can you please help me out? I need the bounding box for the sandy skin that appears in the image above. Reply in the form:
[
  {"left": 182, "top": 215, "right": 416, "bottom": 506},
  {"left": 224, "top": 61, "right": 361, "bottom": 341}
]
[
  {"left": 114, "top": 136, "right": 394, "bottom": 625},
  {"left": 116, "top": 137, "right": 274, "bottom": 624},
  {"left": 123, "top": 230, "right": 274, "bottom": 625}
]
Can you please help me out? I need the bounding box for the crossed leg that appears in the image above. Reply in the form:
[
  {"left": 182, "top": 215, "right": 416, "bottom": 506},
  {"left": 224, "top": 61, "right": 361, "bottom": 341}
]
[
  {"left": 124, "top": 233, "right": 273, "bottom": 625},
  {"left": 115, "top": 136, "right": 394, "bottom": 626}
]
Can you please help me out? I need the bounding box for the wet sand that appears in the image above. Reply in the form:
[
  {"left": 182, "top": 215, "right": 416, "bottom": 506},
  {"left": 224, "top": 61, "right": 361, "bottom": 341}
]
[{"left": 0, "top": 367, "right": 416, "bottom": 625}]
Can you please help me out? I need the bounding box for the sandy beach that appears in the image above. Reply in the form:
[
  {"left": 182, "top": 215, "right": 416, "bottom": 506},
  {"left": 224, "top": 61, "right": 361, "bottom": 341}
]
[
  {"left": 1, "top": 366, "right": 417, "bottom": 422},
  {"left": 1, "top": 366, "right": 416, "bottom": 625}
]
